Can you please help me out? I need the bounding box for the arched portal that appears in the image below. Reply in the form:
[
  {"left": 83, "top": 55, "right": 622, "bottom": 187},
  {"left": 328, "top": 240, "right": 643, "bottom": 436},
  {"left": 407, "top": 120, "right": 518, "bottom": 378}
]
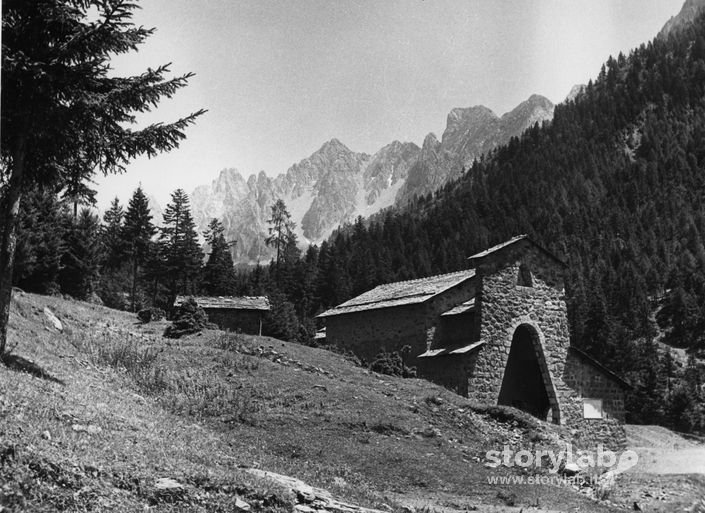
[{"left": 498, "top": 324, "right": 559, "bottom": 423}]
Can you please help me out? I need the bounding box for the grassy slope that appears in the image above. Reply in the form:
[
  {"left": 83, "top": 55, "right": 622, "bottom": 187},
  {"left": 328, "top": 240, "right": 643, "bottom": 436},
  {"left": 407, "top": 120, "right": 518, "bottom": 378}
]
[{"left": 0, "top": 291, "right": 671, "bottom": 512}]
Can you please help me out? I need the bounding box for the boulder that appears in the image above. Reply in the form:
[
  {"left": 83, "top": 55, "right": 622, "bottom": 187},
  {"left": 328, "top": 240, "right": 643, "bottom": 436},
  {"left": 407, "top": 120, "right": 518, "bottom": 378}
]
[{"left": 43, "top": 307, "right": 62, "bottom": 332}]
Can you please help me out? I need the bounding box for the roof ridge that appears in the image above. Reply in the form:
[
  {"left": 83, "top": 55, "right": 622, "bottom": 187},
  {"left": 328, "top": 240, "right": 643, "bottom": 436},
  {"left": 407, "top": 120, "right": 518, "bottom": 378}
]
[
  {"left": 318, "top": 268, "right": 477, "bottom": 318},
  {"left": 176, "top": 294, "right": 268, "bottom": 299},
  {"left": 375, "top": 268, "right": 474, "bottom": 288}
]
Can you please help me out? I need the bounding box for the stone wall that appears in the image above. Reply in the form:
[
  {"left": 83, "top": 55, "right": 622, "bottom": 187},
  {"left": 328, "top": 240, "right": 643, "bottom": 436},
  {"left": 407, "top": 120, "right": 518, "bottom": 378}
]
[
  {"left": 467, "top": 242, "right": 628, "bottom": 450},
  {"left": 562, "top": 350, "right": 627, "bottom": 422},
  {"left": 325, "top": 304, "right": 427, "bottom": 364},
  {"left": 469, "top": 245, "right": 579, "bottom": 425},
  {"left": 205, "top": 308, "right": 262, "bottom": 335},
  {"left": 417, "top": 351, "right": 480, "bottom": 397},
  {"left": 571, "top": 417, "right": 627, "bottom": 452}
]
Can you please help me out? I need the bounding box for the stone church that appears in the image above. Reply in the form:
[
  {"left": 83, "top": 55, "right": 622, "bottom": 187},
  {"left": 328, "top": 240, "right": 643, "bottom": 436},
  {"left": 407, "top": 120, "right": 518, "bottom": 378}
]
[{"left": 318, "top": 235, "right": 630, "bottom": 448}]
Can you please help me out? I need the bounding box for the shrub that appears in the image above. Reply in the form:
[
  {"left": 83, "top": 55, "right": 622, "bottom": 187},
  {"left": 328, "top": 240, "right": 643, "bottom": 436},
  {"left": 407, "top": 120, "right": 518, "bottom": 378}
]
[
  {"left": 263, "top": 292, "right": 299, "bottom": 341},
  {"left": 137, "top": 307, "right": 166, "bottom": 323},
  {"left": 369, "top": 345, "right": 416, "bottom": 378},
  {"left": 163, "top": 298, "right": 215, "bottom": 339}
]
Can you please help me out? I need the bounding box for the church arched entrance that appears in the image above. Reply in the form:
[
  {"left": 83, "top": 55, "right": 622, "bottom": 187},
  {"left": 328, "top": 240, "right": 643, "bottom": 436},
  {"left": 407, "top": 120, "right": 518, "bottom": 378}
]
[{"left": 498, "top": 324, "right": 559, "bottom": 423}]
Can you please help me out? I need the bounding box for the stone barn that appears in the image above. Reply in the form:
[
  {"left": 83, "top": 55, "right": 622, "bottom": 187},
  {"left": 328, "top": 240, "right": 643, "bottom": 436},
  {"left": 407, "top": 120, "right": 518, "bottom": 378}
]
[
  {"left": 318, "top": 235, "right": 630, "bottom": 449},
  {"left": 175, "top": 296, "right": 270, "bottom": 335}
]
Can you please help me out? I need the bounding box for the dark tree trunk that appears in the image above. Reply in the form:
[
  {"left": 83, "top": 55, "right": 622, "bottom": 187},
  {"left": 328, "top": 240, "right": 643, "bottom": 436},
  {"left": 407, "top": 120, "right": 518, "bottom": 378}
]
[
  {"left": 131, "top": 258, "right": 138, "bottom": 312},
  {"left": 0, "top": 138, "right": 27, "bottom": 355}
]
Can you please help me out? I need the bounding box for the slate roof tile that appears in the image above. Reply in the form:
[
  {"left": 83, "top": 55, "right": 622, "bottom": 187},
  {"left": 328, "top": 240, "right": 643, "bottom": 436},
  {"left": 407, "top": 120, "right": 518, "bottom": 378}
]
[
  {"left": 317, "top": 269, "right": 475, "bottom": 317},
  {"left": 174, "top": 295, "right": 270, "bottom": 311}
]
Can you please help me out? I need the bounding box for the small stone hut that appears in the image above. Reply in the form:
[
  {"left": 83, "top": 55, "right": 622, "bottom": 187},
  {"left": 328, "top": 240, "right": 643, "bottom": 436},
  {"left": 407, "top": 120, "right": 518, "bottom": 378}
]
[
  {"left": 318, "top": 235, "right": 630, "bottom": 449},
  {"left": 175, "top": 296, "right": 270, "bottom": 335}
]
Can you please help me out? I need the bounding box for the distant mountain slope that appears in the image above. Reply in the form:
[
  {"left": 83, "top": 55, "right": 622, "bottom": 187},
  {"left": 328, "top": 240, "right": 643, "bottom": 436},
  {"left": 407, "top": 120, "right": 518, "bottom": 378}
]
[
  {"left": 397, "top": 94, "right": 554, "bottom": 204},
  {"left": 190, "top": 95, "right": 553, "bottom": 263},
  {"left": 659, "top": 0, "right": 705, "bottom": 39},
  {"left": 189, "top": 139, "right": 420, "bottom": 262}
]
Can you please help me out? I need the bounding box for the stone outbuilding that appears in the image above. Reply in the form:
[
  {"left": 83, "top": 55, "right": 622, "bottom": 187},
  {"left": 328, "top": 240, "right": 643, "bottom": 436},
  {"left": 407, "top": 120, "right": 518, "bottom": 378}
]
[
  {"left": 318, "top": 235, "right": 630, "bottom": 449},
  {"left": 175, "top": 295, "right": 270, "bottom": 335}
]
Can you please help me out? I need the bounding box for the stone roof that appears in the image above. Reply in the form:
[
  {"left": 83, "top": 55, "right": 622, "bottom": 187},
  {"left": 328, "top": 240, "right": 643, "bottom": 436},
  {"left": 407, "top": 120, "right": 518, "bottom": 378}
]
[
  {"left": 418, "top": 341, "right": 485, "bottom": 358},
  {"left": 467, "top": 235, "right": 529, "bottom": 260},
  {"left": 317, "top": 269, "right": 476, "bottom": 318},
  {"left": 467, "top": 234, "right": 567, "bottom": 267},
  {"left": 441, "top": 298, "right": 476, "bottom": 316},
  {"left": 174, "top": 295, "right": 270, "bottom": 311}
]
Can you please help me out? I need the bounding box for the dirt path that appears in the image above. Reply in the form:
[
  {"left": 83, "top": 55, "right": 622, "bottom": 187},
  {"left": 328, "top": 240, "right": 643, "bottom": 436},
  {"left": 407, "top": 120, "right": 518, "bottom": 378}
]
[
  {"left": 605, "top": 425, "right": 705, "bottom": 512},
  {"left": 625, "top": 424, "right": 705, "bottom": 475}
]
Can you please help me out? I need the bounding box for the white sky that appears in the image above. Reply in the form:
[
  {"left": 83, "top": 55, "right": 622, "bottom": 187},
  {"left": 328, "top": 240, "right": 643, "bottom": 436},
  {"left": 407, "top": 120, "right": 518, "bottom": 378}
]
[{"left": 94, "top": 0, "right": 684, "bottom": 209}]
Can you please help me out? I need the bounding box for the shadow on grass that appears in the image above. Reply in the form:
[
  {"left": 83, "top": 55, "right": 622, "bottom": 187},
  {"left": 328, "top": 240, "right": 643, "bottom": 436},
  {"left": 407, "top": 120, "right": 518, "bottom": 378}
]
[{"left": 1, "top": 353, "right": 65, "bottom": 385}]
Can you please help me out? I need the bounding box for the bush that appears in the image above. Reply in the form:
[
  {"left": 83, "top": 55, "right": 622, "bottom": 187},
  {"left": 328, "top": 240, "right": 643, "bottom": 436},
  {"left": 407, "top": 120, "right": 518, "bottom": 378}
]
[
  {"left": 262, "top": 292, "right": 299, "bottom": 341},
  {"left": 369, "top": 345, "right": 416, "bottom": 378},
  {"left": 137, "top": 307, "right": 166, "bottom": 323},
  {"left": 163, "top": 298, "right": 215, "bottom": 339}
]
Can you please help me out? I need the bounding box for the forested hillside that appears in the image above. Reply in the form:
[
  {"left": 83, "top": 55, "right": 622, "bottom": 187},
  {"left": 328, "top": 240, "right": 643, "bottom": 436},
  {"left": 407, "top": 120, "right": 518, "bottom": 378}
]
[{"left": 237, "top": 10, "right": 705, "bottom": 432}]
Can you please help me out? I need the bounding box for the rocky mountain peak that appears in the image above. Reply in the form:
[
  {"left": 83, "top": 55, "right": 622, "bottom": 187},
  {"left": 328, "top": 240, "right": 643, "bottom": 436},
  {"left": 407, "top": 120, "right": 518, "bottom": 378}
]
[
  {"left": 659, "top": 0, "right": 705, "bottom": 39},
  {"left": 422, "top": 132, "right": 441, "bottom": 151},
  {"left": 317, "top": 138, "right": 352, "bottom": 156},
  {"left": 446, "top": 105, "right": 498, "bottom": 129},
  {"left": 565, "top": 84, "right": 586, "bottom": 103},
  {"left": 217, "top": 167, "right": 242, "bottom": 182},
  {"left": 501, "top": 94, "right": 554, "bottom": 132}
]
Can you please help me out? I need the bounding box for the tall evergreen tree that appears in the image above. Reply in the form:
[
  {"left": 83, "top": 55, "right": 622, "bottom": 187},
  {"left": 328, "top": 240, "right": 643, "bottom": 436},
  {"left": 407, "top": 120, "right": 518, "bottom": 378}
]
[
  {"left": 157, "top": 189, "right": 203, "bottom": 306},
  {"left": 62, "top": 175, "right": 97, "bottom": 220},
  {"left": 201, "top": 218, "right": 236, "bottom": 295},
  {"left": 101, "top": 197, "right": 125, "bottom": 270},
  {"left": 59, "top": 208, "right": 101, "bottom": 299},
  {"left": 265, "top": 199, "right": 295, "bottom": 269},
  {"left": 122, "top": 187, "right": 156, "bottom": 311},
  {"left": 1, "top": 0, "right": 204, "bottom": 353},
  {"left": 13, "top": 189, "right": 68, "bottom": 295}
]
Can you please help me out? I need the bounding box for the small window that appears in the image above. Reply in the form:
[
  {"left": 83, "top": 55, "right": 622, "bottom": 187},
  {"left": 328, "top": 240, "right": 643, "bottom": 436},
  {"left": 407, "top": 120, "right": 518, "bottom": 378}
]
[
  {"left": 518, "top": 263, "right": 533, "bottom": 287},
  {"left": 583, "top": 398, "right": 603, "bottom": 419}
]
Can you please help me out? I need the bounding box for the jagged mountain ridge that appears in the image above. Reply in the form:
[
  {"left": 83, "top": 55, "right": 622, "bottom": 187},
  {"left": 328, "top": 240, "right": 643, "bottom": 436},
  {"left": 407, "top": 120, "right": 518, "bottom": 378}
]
[
  {"left": 658, "top": 0, "right": 705, "bottom": 39},
  {"left": 188, "top": 94, "right": 555, "bottom": 263},
  {"left": 397, "top": 94, "right": 554, "bottom": 204}
]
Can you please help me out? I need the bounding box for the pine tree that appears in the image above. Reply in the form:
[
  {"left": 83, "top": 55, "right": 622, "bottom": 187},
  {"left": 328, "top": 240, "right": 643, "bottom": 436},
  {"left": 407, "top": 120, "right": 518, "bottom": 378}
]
[
  {"left": 13, "top": 189, "right": 68, "bottom": 294},
  {"left": 201, "top": 218, "right": 236, "bottom": 295},
  {"left": 59, "top": 208, "right": 101, "bottom": 299},
  {"left": 265, "top": 199, "right": 296, "bottom": 269},
  {"left": 1, "top": 0, "right": 204, "bottom": 353},
  {"left": 62, "top": 175, "right": 97, "bottom": 220},
  {"left": 122, "top": 187, "right": 156, "bottom": 311},
  {"left": 97, "top": 197, "right": 131, "bottom": 309},
  {"left": 158, "top": 189, "right": 203, "bottom": 307},
  {"left": 263, "top": 289, "right": 300, "bottom": 342},
  {"left": 101, "top": 197, "right": 125, "bottom": 270}
]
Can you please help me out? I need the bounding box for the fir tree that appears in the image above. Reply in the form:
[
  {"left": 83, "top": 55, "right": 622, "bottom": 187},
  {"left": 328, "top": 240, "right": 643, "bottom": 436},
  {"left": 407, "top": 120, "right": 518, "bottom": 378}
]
[
  {"left": 201, "top": 218, "right": 236, "bottom": 295},
  {"left": 265, "top": 199, "right": 296, "bottom": 269},
  {"left": 59, "top": 209, "right": 101, "bottom": 299},
  {"left": 13, "top": 189, "right": 68, "bottom": 295},
  {"left": 101, "top": 197, "right": 125, "bottom": 270},
  {"left": 157, "top": 189, "right": 203, "bottom": 306},
  {"left": 122, "top": 187, "right": 156, "bottom": 311},
  {"left": 62, "top": 175, "right": 97, "bottom": 220}
]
